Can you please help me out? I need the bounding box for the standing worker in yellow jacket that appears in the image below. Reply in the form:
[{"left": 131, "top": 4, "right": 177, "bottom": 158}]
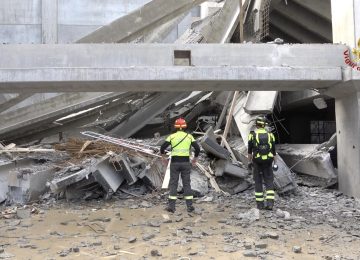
[
  {"left": 160, "top": 118, "right": 200, "bottom": 213},
  {"left": 248, "top": 117, "right": 278, "bottom": 210}
]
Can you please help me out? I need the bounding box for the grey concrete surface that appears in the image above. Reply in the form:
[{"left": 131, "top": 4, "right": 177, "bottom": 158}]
[
  {"left": 0, "top": 94, "right": 33, "bottom": 113},
  {"left": 331, "top": 0, "right": 360, "bottom": 198},
  {"left": 41, "top": 0, "right": 58, "bottom": 43},
  {"left": 244, "top": 91, "right": 278, "bottom": 114},
  {"left": 277, "top": 144, "right": 337, "bottom": 179},
  {"left": 0, "top": 92, "right": 125, "bottom": 136},
  {"left": 0, "top": 44, "right": 346, "bottom": 92},
  {"left": 272, "top": 0, "right": 332, "bottom": 42},
  {"left": 280, "top": 90, "right": 322, "bottom": 110},
  {"left": 77, "top": 0, "right": 206, "bottom": 43},
  {"left": 200, "top": 0, "right": 242, "bottom": 43},
  {"left": 110, "top": 92, "right": 188, "bottom": 138}
]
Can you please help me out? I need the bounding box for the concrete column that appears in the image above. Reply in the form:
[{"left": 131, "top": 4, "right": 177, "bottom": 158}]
[
  {"left": 331, "top": 0, "right": 360, "bottom": 48},
  {"left": 335, "top": 93, "right": 360, "bottom": 198},
  {"left": 41, "top": 0, "right": 58, "bottom": 43},
  {"left": 331, "top": 0, "right": 360, "bottom": 197}
]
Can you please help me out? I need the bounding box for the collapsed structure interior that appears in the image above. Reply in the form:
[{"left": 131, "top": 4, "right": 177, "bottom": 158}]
[{"left": 0, "top": 0, "right": 360, "bottom": 258}]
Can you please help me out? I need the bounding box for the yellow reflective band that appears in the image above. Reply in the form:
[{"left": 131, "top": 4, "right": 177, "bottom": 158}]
[
  {"left": 261, "top": 155, "right": 268, "bottom": 160},
  {"left": 168, "top": 196, "right": 177, "bottom": 200},
  {"left": 266, "top": 196, "right": 275, "bottom": 200},
  {"left": 255, "top": 192, "right": 264, "bottom": 196},
  {"left": 256, "top": 198, "right": 264, "bottom": 201},
  {"left": 266, "top": 190, "right": 275, "bottom": 194},
  {"left": 184, "top": 196, "right": 193, "bottom": 200}
]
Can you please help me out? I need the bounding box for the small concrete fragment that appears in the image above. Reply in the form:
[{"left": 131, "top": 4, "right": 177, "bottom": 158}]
[
  {"left": 243, "top": 250, "right": 257, "bottom": 257},
  {"left": 143, "top": 233, "right": 155, "bottom": 241},
  {"left": 293, "top": 246, "right": 302, "bottom": 253},
  {"left": 151, "top": 249, "right": 162, "bottom": 256},
  {"left": 16, "top": 208, "right": 31, "bottom": 219},
  {"left": 128, "top": 237, "right": 137, "bottom": 243},
  {"left": 255, "top": 243, "right": 267, "bottom": 249},
  {"left": 234, "top": 208, "right": 260, "bottom": 223}
]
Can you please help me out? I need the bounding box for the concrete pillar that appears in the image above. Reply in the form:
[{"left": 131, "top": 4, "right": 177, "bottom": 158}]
[
  {"left": 331, "top": 0, "right": 360, "bottom": 197},
  {"left": 335, "top": 93, "right": 360, "bottom": 197},
  {"left": 41, "top": 0, "right": 58, "bottom": 43}
]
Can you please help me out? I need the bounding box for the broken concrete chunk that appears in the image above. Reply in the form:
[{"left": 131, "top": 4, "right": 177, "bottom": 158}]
[
  {"left": 199, "top": 131, "right": 230, "bottom": 160},
  {"left": 111, "top": 155, "right": 138, "bottom": 185},
  {"left": 93, "top": 156, "right": 125, "bottom": 193},
  {"left": 244, "top": 91, "right": 278, "bottom": 115},
  {"left": 234, "top": 208, "right": 260, "bottom": 223},
  {"left": 214, "top": 159, "right": 248, "bottom": 178},
  {"left": 277, "top": 144, "right": 337, "bottom": 179}
]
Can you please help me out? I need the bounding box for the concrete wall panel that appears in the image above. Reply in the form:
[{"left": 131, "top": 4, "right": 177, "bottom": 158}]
[
  {"left": 42, "top": 0, "right": 58, "bottom": 43},
  {"left": 0, "top": 0, "right": 41, "bottom": 24},
  {"left": 58, "top": 25, "right": 101, "bottom": 43},
  {"left": 58, "top": 0, "right": 149, "bottom": 25},
  {"left": 0, "top": 25, "right": 41, "bottom": 44}
]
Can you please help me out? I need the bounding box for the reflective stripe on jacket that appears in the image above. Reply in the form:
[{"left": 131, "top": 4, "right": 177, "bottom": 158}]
[
  {"left": 166, "top": 131, "right": 195, "bottom": 157},
  {"left": 248, "top": 128, "right": 275, "bottom": 161}
]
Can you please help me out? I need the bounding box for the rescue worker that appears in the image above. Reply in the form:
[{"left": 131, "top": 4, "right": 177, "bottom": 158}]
[
  {"left": 160, "top": 118, "right": 200, "bottom": 213},
  {"left": 248, "top": 117, "right": 277, "bottom": 210}
]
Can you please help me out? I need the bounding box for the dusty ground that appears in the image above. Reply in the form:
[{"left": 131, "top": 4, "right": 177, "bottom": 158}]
[{"left": 1, "top": 187, "right": 360, "bottom": 260}]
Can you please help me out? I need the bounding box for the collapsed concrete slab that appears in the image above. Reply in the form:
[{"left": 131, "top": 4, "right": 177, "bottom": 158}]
[
  {"left": 277, "top": 144, "right": 337, "bottom": 179},
  {"left": 244, "top": 91, "right": 278, "bottom": 114},
  {"left": 49, "top": 162, "right": 96, "bottom": 192},
  {"left": 110, "top": 92, "right": 189, "bottom": 138},
  {"left": 214, "top": 159, "right": 248, "bottom": 178},
  {"left": 0, "top": 158, "right": 56, "bottom": 204}
]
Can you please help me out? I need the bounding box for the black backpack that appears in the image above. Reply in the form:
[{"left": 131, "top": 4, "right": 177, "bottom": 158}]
[{"left": 252, "top": 131, "right": 271, "bottom": 161}]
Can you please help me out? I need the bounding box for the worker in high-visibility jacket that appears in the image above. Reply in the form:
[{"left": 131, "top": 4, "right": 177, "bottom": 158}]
[
  {"left": 248, "top": 117, "right": 277, "bottom": 210},
  {"left": 160, "top": 118, "right": 200, "bottom": 213}
]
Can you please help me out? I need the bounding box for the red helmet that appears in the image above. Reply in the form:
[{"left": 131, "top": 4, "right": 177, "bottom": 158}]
[{"left": 174, "top": 118, "right": 187, "bottom": 129}]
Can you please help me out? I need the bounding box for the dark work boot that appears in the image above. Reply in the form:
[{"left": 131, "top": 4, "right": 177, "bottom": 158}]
[
  {"left": 165, "top": 199, "right": 176, "bottom": 213},
  {"left": 265, "top": 200, "right": 274, "bottom": 210},
  {"left": 256, "top": 201, "right": 265, "bottom": 210},
  {"left": 186, "top": 200, "right": 195, "bottom": 213}
]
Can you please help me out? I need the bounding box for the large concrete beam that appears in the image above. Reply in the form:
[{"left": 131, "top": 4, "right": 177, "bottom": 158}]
[
  {"left": 292, "top": 0, "right": 331, "bottom": 22},
  {"left": 200, "top": 0, "right": 246, "bottom": 43},
  {"left": 272, "top": 0, "right": 332, "bottom": 42},
  {"left": 0, "top": 92, "right": 125, "bottom": 137},
  {"left": 270, "top": 11, "right": 329, "bottom": 43},
  {"left": 77, "top": 0, "right": 206, "bottom": 43},
  {"left": 0, "top": 44, "right": 346, "bottom": 93},
  {"left": 0, "top": 93, "right": 33, "bottom": 112}
]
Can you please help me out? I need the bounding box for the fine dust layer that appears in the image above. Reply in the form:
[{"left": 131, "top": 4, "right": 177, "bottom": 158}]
[{"left": 1, "top": 197, "right": 360, "bottom": 260}]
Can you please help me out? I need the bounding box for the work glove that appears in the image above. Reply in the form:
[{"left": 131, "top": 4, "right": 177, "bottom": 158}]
[
  {"left": 248, "top": 162, "right": 253, "bottom": 171},
  {"left": 272, "top": 164, "right": 278, "bottom": 171}
]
